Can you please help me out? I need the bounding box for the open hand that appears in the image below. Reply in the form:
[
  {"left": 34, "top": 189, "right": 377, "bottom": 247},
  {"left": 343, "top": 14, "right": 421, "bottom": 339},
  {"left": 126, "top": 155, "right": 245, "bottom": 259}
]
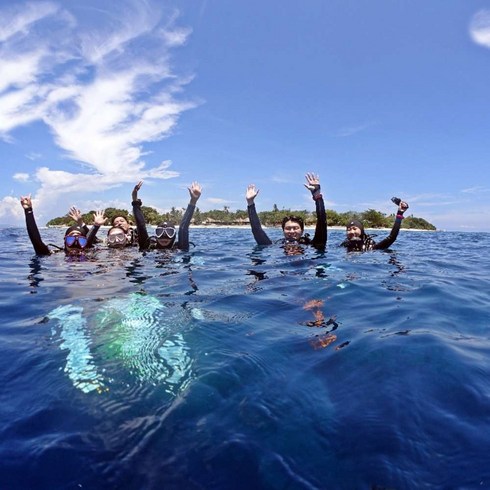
[
  {"left": 246, "top": 184, "right": 259, "bottom": 205},
  {"left": 304, "top": 172, "right": 320, "bottom": 192},
  {"left": 68, "top": 206, "right": 83, "bottom": 225},
  {"left": 93, "top": 210, "right": 108, "bottom": 227}
]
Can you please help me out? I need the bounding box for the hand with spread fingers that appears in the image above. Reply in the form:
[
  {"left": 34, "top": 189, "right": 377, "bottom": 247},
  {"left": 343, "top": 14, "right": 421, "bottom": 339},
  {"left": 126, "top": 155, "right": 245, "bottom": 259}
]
[
  {"left": 304, "top": 173, "right": 321, "bottom": 193},
  {"left": 68, "top": 206, "right": 84, "bottom": 226},
  {"left": 93, "top": 210, "right": 108, "bottom": 227},
  {"left": 246, "top": 184, "right": 260, "bottom": 206}
]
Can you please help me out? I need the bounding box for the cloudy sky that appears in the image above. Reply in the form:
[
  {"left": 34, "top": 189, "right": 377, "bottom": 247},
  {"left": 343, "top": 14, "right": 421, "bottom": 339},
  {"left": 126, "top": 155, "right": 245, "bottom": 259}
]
[{"left": 1, "top": 0, "right": 489, "bottom": 231}]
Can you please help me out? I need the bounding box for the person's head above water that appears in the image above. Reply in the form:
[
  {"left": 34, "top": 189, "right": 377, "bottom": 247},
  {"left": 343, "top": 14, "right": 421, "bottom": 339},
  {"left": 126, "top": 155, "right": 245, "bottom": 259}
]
[
  {"left": 111, "top": 216, "right": 130, "bottom": 232},
  {"left": 281, "top": 216, "right": 304, "bottom": 242},
  {"left": 107, "top": 226, "right": 128, "bottom": 248},
  {"left": 155, "top": 221, "right": 176, "bottom": 249},
  {"left": 64, "top": 226, "right": 88, "bottom": 253},
  {"left": 346, "top": 219, "right": 365, "bottom": 242}
]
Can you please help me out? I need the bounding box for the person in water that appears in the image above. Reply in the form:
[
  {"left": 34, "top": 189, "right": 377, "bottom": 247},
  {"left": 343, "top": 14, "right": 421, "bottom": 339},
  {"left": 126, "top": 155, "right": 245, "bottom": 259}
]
[
  {"left": 106, "top": 216, "right": 138, "bottom": 248},
  {"left": 20, "top": 195, "right": 103, "bottom": 255},
  {"left": 132, "top": 180, "right": 202, "bottom": 251},
  {"left": 246, "top": 172, "right": 327, "bottom": 249},
  {"left": 340, "top": 198, "right": 409, "bottom": 252},
  {"left": 68, "top": 207, "right": 137, "bottom": 248}
]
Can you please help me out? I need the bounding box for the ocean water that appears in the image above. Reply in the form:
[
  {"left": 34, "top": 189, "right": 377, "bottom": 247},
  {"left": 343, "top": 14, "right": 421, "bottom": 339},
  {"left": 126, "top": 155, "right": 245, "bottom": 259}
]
[{"left": 1, "top": 226, "right": 489, "bottom": 490}]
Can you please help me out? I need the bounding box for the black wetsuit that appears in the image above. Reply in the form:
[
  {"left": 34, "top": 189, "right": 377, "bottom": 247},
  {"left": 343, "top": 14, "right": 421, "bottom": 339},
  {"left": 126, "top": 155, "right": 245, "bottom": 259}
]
[
  {"left": 340, "top": 215, "right": 404, "bottom": 252},
  {"left": 24, "top": 208, "right": 99, "bottom": 256},
  {"left": 132, "top": 199, "right": 196, "bottom": 251},
  {"left": 247, "top": 190, "right": 327, "bottom": 249}
]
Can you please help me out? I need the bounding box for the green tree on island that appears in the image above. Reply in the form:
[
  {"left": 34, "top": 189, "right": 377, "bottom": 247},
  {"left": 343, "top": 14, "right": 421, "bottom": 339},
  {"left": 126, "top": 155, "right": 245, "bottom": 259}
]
[{"left": 47, "top": 204, "right": 437, "bottom": 230}]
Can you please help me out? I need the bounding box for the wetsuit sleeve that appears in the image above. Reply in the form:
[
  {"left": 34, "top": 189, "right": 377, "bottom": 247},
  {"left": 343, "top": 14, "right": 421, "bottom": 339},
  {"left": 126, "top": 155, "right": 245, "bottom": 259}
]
[
  {"left": 24, "top": 209, "right": 50, "bottom": 255},
  {"left": 177, "top": 203, "right": 196, "bottom": 250},
  {"left": 132, "top": 199, "right": 150, "bottom": 250},
  {"left": 311, "top": 193, "right": 327, "bottom": 248},
  {"left": 85, "top": 225, "right": 100, "bottom": 248},
  {"left": 373, "top": 214, "right": 403, "bottom": 250},
  {"left": 247, "top": 203, "right": 272, "bottom": 245}
]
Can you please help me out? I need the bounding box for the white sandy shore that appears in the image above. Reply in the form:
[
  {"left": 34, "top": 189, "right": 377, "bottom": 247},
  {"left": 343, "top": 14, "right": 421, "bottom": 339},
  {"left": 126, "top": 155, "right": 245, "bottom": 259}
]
[{"left": 189, "top": 225, "right": 436, "bottom": 232}]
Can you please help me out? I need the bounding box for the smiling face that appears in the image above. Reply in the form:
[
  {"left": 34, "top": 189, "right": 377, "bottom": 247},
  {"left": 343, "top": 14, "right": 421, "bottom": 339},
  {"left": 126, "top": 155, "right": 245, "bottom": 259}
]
[
  {"left": 346, "top": 225, "right": 363, "bottom": 241},
  {"left": 282, "top": 220, "right": 303, "bottom": 241},
  {"left": 112, "top": 216, "right": 130, "bottom": 232},
  {"left": 156, "top": 237, "right": 174, "bottom": 249}
]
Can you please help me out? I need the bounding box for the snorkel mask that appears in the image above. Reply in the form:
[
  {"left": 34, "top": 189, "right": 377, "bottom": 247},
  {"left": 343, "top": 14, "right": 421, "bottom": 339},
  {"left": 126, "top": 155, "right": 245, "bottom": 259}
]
[
  {"left": 155, "top": 222, "right": 176, "bottom": 248},
  {"left": 64, "top": 225, "right": 88, "bottom": 250},
  {"left": 64, "top": 235, "right": 88, "bottom": 248},
  {"left": 107, "top": 227, "right": 128, "bottom": 248}
]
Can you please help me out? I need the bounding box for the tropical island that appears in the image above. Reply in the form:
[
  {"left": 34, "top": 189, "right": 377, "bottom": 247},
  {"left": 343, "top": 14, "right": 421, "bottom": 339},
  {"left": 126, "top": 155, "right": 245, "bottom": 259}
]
[{"left": 47, "top": 205, "right": 436, "bottom": 230}]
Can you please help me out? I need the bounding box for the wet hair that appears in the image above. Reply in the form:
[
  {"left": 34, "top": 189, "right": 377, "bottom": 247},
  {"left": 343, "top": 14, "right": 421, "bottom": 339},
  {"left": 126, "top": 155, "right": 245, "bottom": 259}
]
[
  {"left": 111, "top": 215, "right": 129, "bottom": 226},
  {"left": 281, "top": 215, "right": 304, "bottom": 231},
  {"left": 64, "top": 225, "right": 86, "bottom": 237},
  {"left": 107, "top": 226, "right": 125, "bottom": 235}
]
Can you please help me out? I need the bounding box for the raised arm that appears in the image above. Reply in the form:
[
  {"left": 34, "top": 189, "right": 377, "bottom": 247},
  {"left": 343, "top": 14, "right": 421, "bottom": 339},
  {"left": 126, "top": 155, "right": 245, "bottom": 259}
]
[
  {"left": 177, "top": 181, "right": 202, "bottom": 250},
  {"left": 246, "top": 184, "right": 272, "bottom": 246},
  {"left": 20, "top": 195, "right": 50, "bottom": 255},
  {"left": 68, "top": 206, "right": 90, "bottom": 235},
  {"left": 86, "top": 210, "right": 107, "bottom": 247},
  {"left": 131, "top": 181, "right": 149, "bottom": 250},
  {"left": 304, "top": 172, "right": 327, "bottom": 249},
  {"left": 374, "top": 199, "right": 409, "bottom": 250}
]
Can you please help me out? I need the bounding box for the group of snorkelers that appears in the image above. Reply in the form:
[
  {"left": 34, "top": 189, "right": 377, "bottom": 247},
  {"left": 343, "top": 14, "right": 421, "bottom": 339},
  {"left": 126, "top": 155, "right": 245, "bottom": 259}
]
[
  {"left": 246, "top": 172, "right": 409, "bottom": 252},
  {"left": 21, "top": 173, "right": 409, "bottom": 256}
]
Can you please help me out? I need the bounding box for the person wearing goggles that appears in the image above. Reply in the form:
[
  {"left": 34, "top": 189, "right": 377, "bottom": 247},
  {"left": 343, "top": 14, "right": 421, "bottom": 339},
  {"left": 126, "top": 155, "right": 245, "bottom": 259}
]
[
  {"left": 21, "top": 195, "right": 103, "bottom": 256},
  {"left": 64, "top": 232, "right": 88, "bottom": 249},
  {"left": 68, "top": 207, "right": 134, "bottom": 249},
  {"left": 108, "top": 216, "right": 138, "bottom": 247},
  {"left": 132, "top": 180, "right": 202, "bottom": 250},
  {"left": 245, "top": 172, "right": 327, "bottom": 250},
  {"left": 106, "top": 227, "right": 128, "bottom": 248},
  {"left": 105, "top": 217, "right": 138, "bottom": 248}
]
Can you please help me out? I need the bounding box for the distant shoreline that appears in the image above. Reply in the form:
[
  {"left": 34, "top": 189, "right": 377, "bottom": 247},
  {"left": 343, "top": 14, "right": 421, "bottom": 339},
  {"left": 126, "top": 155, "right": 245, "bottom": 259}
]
[{"left": 45, "top": 224, "right": 438, "bottom": 232}]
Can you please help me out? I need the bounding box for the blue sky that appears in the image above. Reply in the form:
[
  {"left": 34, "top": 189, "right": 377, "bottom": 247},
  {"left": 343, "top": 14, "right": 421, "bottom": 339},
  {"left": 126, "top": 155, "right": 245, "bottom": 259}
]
[{"left": 1, "top": 0, "right": 489, "bottom": 231}]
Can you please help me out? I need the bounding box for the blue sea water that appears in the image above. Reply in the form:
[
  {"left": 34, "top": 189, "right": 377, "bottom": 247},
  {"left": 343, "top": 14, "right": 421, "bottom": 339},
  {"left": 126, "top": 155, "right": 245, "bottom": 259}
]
[{"left": 1, "top": 226, "right": 490, "bottom": 490}]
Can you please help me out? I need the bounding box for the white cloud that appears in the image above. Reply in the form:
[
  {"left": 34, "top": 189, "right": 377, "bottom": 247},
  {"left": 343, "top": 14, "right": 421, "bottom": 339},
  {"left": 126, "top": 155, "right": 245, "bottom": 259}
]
[
  {"left": 13, "top": 173, "right": 30, "bottom": 182},
  {"left": 0, "top": 196, "right": 24, "bottom": 222},
  {"left": 26, "top": 152, "right": 42, "bottom": 161},
  {"left": 207, "top": 197, "right": 229, "bottom": 205},
  {"left": 461, "top": 186, "right": 489, "bottom": 194},
  {"left": 34, "top": 160, "right": 179, "bottom": 200},
  {"left": 0, "top": 0, "right": 195, "bottom": 208},
  {"left": 334, "top": 121, "right": 376, "bottom": 138},
  {"left": 0, "top": 1, "right": 60, "bottom": 43},
  {"left": 271, "top": 174, "right": 294, "bottom": 184},
  {"left": 470, "top": 10, "right": 490, "bottom": 48}
]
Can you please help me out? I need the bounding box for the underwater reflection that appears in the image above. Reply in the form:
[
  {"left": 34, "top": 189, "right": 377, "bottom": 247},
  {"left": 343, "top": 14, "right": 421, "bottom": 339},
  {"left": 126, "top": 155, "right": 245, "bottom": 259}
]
[
  {"left": 46, "top": 293, "right": 196, "bottom": 395},
  {"left": 27, "top": 257, "right": 44, "bottom": 290}
]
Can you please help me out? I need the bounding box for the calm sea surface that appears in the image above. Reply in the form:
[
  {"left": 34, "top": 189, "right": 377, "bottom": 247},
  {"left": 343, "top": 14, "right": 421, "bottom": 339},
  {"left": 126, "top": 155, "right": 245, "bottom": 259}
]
[{"left": 1, "top": 227, "right": 489, "bottom": 489}]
